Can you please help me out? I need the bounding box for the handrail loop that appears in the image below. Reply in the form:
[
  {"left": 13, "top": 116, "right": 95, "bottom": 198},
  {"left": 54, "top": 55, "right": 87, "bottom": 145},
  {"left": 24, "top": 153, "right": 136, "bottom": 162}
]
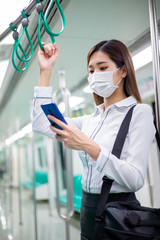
[
  {"left": 9, "top": 23, "right": 28, "bottom": 72},
  {"left": 9, "top": 0, "right": 66, "bottom": 70},
  {"left": 36, "top": 0, "right": 66, "bottom": 51},
  {"left": 9, "top": 8, "right": 34, "bottom": 71},
  {"left": 36, "top": 3, "right": 55, "bottom": 51},
  {"left": 16, "top": 18, "right": 34, "bottom": 62},
  {"left": 44, "top": 0, "right": 66, "bottom": 37}
]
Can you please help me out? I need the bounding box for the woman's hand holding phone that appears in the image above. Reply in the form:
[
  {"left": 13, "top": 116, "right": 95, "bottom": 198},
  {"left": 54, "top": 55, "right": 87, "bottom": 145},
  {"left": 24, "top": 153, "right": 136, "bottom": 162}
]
[
  {"left": 48, "top": 115, "right": 101, "bottom": 161},
  {"left": 48, "top": 114, "right": 90, "bottom": 150}
]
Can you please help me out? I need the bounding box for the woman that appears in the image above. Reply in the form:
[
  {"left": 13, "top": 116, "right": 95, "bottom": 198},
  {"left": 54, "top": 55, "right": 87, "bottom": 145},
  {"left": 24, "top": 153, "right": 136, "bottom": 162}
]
[{"left": 32, "top": 40, "right": 156, "bottom": 240}]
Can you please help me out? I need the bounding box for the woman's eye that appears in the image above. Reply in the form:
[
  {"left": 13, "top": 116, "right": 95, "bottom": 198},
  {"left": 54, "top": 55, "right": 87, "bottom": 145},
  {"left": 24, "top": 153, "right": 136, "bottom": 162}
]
[
  {"left": 100, "top": 67, "right": 107, "bottom": 71},
  {"left": 89, "top": 70, "right": 94, "bottom": 74}
]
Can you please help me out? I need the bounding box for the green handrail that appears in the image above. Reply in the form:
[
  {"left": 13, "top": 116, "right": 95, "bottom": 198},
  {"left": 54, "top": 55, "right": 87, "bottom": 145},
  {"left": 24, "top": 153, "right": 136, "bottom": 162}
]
[
  {"left": 36, "top": 0, "right": 66, "bottom": 51},
  {"left": 9, "top": 24, "right": 28, "bottom": 72},
  {"left": 44, "top": 0, "right": 66, "bottom": 37},
  {"left": 9, "top": 0, "right": 66, "bottom": 71},
  {"left": 37, "top": 9, "right": 55, "bottom": 51},
  {"left": 12, "top": 40, "right": 29, "bottom": 71},
  {"left": 16, "top": 18, "right": 34, "bottom": 62},
  {"left": 9, "top": 12, "right": 34, "bottom": 71}
]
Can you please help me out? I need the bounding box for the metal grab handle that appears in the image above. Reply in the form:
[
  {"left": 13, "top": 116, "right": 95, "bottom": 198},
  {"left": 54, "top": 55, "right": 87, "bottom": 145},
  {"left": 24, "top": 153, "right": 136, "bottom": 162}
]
[
  {"left": 53, "top": 71, "right": 74, "bottom": 221},
  {"left": 45, "top": 137, "right": 54, "bottom": 217},
  {"left": 15, "top": 120, "right": 23, "bottom": 226},
  {"left": 54, "top": 141, "right": 74, "bottom": 220}
]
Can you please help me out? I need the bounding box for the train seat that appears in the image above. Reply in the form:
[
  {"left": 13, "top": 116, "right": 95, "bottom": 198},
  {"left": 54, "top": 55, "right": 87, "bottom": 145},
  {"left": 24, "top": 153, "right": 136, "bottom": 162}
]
[
  {"left": 22, "top": 171, "right": 48, "bottom": 189},
  {"left": 58, "top": 175, "right": 82, "bottom": 212}
]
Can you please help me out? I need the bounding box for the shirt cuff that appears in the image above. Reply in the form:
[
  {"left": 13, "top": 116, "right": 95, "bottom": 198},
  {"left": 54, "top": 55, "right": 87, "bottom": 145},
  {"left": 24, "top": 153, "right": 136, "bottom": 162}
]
[
  {"left": 34, "top": 87, "right": 53, "bottom": 99},
  {"left": 95, "top": 145, "right": 110, "bottom": 172}
]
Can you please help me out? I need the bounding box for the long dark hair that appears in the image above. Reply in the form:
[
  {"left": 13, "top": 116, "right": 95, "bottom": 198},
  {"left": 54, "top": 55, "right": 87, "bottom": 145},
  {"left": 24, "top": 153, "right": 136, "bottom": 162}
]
[{"left": 87, "top": 39, "right": 142, "bottom": 105}]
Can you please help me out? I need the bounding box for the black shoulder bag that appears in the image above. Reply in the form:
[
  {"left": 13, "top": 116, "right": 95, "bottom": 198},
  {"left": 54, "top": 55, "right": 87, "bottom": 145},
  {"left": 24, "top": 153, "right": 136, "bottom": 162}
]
[{"left": 93, "top": 105, "right": 160, "bottom": 240}]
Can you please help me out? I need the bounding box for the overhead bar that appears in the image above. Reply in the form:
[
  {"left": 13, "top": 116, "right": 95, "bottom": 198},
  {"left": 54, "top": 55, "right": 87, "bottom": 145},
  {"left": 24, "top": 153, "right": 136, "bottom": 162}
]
[{"left": 0, "top": 0, "right": 37, "bottom": 42}]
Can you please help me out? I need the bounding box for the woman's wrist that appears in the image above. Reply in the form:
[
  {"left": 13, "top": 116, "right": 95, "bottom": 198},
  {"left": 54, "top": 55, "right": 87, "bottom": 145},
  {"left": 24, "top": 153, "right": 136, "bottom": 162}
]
[
  {"left": 38, "top": 69, "right": 52, "bottom": 87},
  {"left": 83, "top": 138, "right": 101, "bottom": 161}
]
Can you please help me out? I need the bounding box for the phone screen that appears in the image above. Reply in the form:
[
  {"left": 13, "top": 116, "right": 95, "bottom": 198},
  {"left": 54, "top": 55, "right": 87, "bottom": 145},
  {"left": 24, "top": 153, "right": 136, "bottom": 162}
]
[{"left": 41, "top": 103, "right": 67, "bottom": 130}]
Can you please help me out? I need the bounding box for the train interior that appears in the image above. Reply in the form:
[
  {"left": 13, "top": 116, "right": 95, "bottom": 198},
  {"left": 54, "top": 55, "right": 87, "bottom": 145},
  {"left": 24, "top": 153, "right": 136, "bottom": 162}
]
[{"left": 0, "top": 0, "right": 160, "bottom": 239}]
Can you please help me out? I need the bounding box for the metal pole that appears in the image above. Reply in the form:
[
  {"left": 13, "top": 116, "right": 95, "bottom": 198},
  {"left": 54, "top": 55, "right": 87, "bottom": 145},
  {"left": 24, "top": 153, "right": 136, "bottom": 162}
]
[
  {"left": 15, "top": 119, "right": 23, "bottom": 226},
  {"left": 148, "top": 0, "right": 160, "bottom": 132},
  {"left": 9, "top": 145, "right": 13, "bottom": 214},
  {"left": 9, "top": 145, "right": 14, "bottom": 239},
  {"left": 2, "top": 147, "right": 7, "bottom": 230},
  {"left": 46, "top": 138, "right": 54, "bottom": 217},
  {"left": 0, "top": 0, "right": 37, "bottom": 42},
  {"left": 31, "top": 131, "right": 38, "bottom": 240},
  {"left": 7, "top": 145, "right": 13, "bottom": 240},
  {"left": 17, "top": 140, "right": 23, "bottom": 225},
  {"left": 30, "top": 101, "right": 38, "bottom": 240},
  {"left": 53, "top": 70, "right": 74, "bottom": 240},
  {"left": 148, "top": 0, "right": 160, "bottom": 207}
]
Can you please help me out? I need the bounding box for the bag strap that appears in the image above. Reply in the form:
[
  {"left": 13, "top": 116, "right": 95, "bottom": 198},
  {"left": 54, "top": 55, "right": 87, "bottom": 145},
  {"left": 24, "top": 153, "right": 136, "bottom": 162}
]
[
  {"left": 93, "top": 104, "right": 160, "bottom": 240},
  {"left": 154, "top": 119, "right": 160, "bottom": 151},
  {"left": 95, "top": 105, "right": 160, "bottom": 220},
  {"left": 95, "top": 104, "right": 136, "bottom": 220}
]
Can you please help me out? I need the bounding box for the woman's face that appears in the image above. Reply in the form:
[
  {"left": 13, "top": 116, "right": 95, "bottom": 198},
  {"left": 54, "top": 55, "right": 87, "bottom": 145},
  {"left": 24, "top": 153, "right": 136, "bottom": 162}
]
[{"left": 88, "top": 50, "right": 125, "bottom": 86}]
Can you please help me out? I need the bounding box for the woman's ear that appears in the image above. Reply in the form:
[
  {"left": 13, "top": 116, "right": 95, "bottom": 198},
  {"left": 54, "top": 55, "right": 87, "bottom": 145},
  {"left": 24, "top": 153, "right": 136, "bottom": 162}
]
[{"left": 121, "top": 65, "right": 127, "bottom": 78}]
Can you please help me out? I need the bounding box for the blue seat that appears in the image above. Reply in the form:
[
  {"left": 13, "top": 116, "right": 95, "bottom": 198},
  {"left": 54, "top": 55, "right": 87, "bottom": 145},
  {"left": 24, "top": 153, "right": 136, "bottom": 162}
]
[
  {"left": 58, "top": 175, "right": 82, "bottom": 212},
  {"left": 22, "top": 171, "right": 48, "bottom": 189}
]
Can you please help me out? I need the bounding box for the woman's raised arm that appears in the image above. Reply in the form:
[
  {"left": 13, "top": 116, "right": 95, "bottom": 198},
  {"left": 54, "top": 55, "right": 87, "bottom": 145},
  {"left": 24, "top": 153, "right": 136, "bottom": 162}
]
[{"left": 37, "top": 42, "right": 59, "bottom": 87}]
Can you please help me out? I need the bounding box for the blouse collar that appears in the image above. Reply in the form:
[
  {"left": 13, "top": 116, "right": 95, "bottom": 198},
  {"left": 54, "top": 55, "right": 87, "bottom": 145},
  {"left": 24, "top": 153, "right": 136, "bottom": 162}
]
[{"left": 94, "top": 96, "right": 137, "bottom": 117}]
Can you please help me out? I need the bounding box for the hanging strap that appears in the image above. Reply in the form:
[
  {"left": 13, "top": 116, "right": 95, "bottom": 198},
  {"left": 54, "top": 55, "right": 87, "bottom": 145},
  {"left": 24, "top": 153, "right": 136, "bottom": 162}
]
[
  {"left": 16, "top": 18, "right": 34, "bottom": 63},
  {"left": 36, "top": 0, "right": 66, "bottom": 51},
  {"left": 9, "top": 23, "right": 28, "bottom": 72},
  {"left": 44, "top": 0, "right": 66, "bottom": 37},
  {"left": 36, "top": 4, "right": 55, "bottom": 51},
  {"left": 9, "top": 11, "right": 34, "bottom": 71}
]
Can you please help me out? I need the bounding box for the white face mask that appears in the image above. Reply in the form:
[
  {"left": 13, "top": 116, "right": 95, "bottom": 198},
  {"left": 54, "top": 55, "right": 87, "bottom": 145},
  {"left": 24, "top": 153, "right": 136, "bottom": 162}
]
[{"left": 88, "top": 68, "right": 122, "bottom": 98}]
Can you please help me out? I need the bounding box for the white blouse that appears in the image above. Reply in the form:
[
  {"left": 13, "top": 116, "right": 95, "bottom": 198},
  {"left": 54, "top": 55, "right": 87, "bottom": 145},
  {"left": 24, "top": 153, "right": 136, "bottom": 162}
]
[{"left": 32, "top": 87, "right": 156, "bottom": 194}]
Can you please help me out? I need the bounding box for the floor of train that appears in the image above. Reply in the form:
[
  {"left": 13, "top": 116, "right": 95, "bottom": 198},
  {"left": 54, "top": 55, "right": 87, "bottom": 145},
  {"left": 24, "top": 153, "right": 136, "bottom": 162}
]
[{"left": 0, "top": 186, "right": 80, "bottom": 240}]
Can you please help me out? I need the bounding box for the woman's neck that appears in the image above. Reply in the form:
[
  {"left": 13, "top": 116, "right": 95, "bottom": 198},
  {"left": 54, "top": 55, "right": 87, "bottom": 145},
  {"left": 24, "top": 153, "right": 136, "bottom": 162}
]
[{"left": 103, "top": 92, "right": 127, "bottom": 111}]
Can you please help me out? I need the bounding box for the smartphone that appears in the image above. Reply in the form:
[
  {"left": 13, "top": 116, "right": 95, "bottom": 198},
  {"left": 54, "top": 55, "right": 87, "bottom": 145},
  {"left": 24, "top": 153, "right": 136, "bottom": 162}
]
[{"left": 41, "top": 103, "right": 67, "bottom": 130}]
